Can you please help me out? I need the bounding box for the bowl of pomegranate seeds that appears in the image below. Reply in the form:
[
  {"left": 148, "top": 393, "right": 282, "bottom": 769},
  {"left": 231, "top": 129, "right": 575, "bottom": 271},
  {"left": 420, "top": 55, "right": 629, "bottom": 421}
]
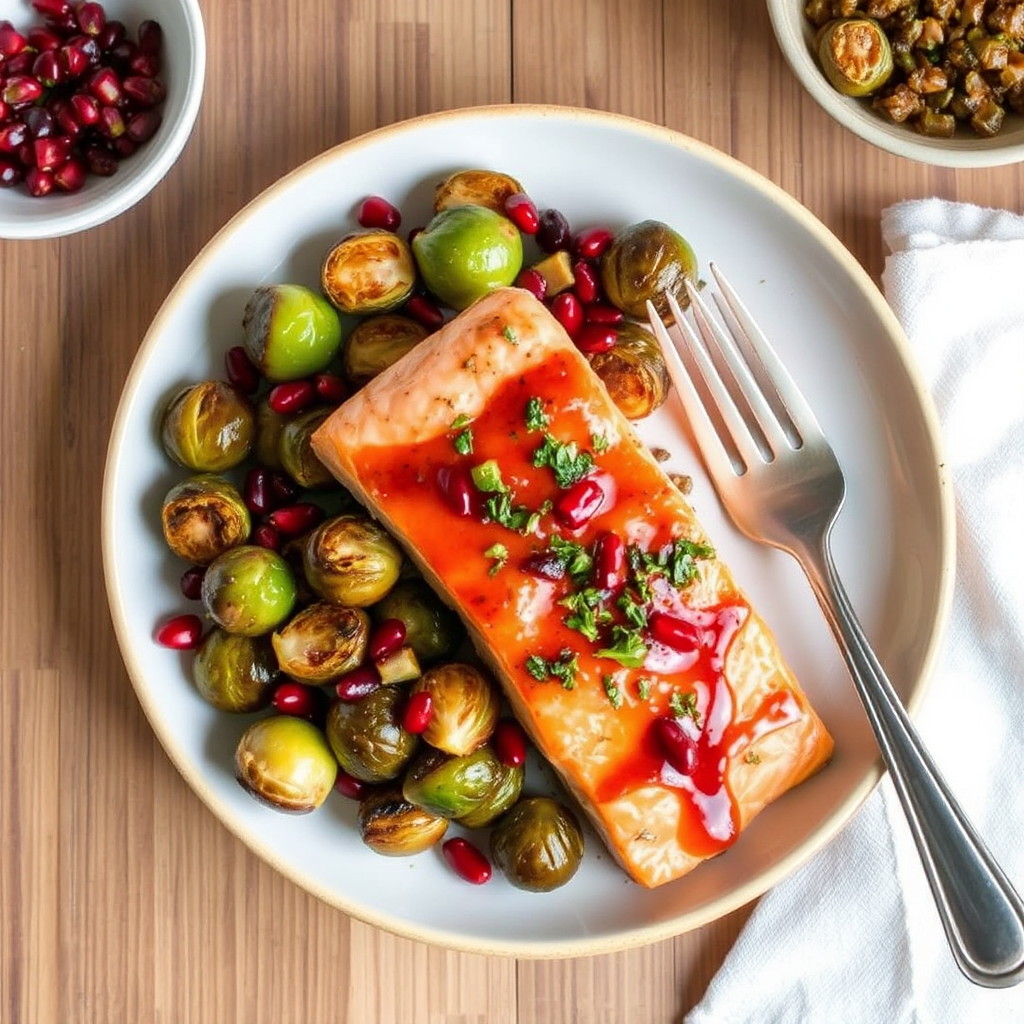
[{"left": 0, "top": 0, "right": 205, "bottom": 238}]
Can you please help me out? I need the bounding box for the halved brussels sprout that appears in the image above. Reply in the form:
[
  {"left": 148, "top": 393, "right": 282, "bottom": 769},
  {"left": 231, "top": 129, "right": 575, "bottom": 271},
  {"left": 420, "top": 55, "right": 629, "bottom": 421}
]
[
  {"left": 433, "top": 169, "right": 524, "bottom": 214},
  {"left": 302, "top": 513, "right": 403, "bottom": 607},
  {"left": 489, "top": 796, "right": 584, "bottom": 892},
  {"left": 409, "top": 662, "right": 500, "bottom": 755},
  {"left": 242, "top": 283, "right": 343, "bottom": 383},
  {"left": 193, "top": 627, "right": 278, "bottom": 712},
  {"left": 234, "top": 715, "right": 338, "bottom": 813},
  {"left": 599, "top": 219, "right": 698, "bottom": 321},
  {"left": 271, "top": 602, "right": 370, "bottom": 683},
  {"left": 818, "top": 18, "right": 893, "bottom": 98},
  {"left": 457, "top": 758, "right": 524, "bottom": 829},
  {"left": 161, "top": 474, "right": 251, "bottom": 565},
  {"left": 342, "top": 314, "right": 429, "bottom": 386},
  {"left": 161, "top": 380, "right": 256, "bottom": 472},
  {"left": 201, "top": 545, "right": 298, "bottom": 637},
  {"left": 279, "top": 406, "right": 335, "bottom": 490},
  {"left": 401, "top": 745, "right": 504, "bottom": 820},
  {"left": 372, "top": 579, "right": 463, "bottom": 664},
  {"left": 253, "top": 397, "right": 289, "bottom": 471},
  {"left": 358, "top": 787, "right": 449, "bottom": 856},
  {"left": 588, "top": 321, "right": 670, "bottom": 421},
  {"left": 325, "top": 684, "right": 419, "bottom": 783},
  {"left": 321, "top": 230, "right": 417, "bottom": 315}
]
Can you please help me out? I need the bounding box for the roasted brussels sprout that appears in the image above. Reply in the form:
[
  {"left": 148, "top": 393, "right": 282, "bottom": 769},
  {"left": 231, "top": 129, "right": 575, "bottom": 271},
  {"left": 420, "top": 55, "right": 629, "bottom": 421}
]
[
  {"left": 818, "top": 18, "right": 893, "bottom": 98},
  {"left": 489, "top": 796, "right": 584, "bottom": 892},
  {"left": 271, "top": 602, "right": 370, "bottom": 684},
  {"left": 161, "top": 474, "right": 251, "bottom": 565},
  {"left": 325, "top": 684, "right": 419, "bottom": 783},
  {"left": 358, "top": 787, "right": 449, "bottom": 856},
  {"left": 412, "top": 205, "right": 523, "bottom": 311},
  {"left": 321, "top": 230, "right": 417, "bottom": 315},
  {"left": 409, "top": 662, "right": 500, "bottom": 755},
  {"left": 401, "top": 745, "right": 505, "bottom": 820},
  {"left": 193, "top": 628, "right": 278, "bottom": 712},
  {"left": 587, "top": 321, "right": 669, "bottom": 421},
  {"left": 161, "top": 380, "right": 256, "bottom": 472},
  {"left": 457, "top": 758, "right": 524, "bottom": 829},
  {"left": 599, "top": 219, "right": 698, "bottom": 321},
  {"left": 278, "top": 406, "right": 335, "bottom": 490},
  {"left": 235, "top": 715, "right": 338, "bottom": 813},
  {"left": 253, "top": 397, "right": 289, "bottom": 471},
  {"left": 302, "top": 513, "right": 403, "bottom": 607},
  {"left": 371, "top": 579, "right": 463, "bottom": 664},
  {"left": 201, "top": 545, "right": 298, "bottom": 636},
  {"left": 242, "top": 283, "right": 343, "bottom": 383},
  {"left": 433, "top": 169, "right": 524, "bottom": 214},
  {"left": 342, "top": 314, "right": 429, "bottom": 386}
]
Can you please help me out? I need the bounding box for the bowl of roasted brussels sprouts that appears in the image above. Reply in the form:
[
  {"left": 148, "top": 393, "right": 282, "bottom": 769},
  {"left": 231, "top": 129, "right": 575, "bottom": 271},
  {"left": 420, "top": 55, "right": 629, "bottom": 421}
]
[
  {"left": 103, "top": 105, "right": 952, "bottom": 955},
  {"left": 768, "top": 0, "right": 1024, "bottom": 167}
]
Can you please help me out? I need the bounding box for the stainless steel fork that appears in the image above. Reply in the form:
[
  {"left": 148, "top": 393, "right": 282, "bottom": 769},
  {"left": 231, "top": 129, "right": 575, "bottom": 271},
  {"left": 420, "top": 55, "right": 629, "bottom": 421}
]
[{"left": 648, "top": 265, "right": 1024, "bottom": 989}]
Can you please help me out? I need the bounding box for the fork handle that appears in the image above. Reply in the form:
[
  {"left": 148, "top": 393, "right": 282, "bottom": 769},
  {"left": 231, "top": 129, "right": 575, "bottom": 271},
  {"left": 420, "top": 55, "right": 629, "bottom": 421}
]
[{"left": 799, "top": 535, "right": 1024, "bottom": 989}]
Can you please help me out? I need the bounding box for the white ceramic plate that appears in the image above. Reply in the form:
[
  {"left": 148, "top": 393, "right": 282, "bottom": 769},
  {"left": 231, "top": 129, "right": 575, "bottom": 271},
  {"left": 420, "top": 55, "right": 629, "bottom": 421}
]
[{"left": 102, "top": 105, "right": 954, "bottom": 957}]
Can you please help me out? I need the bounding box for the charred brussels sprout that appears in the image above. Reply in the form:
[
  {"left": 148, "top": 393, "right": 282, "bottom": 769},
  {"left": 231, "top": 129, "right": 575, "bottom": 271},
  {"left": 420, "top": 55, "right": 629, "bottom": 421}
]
[
  {"left": 490, "top": 796, "right": 584, "bottom": 892},
  {"left": 326, "top": 684, "right": 419, "bottom": 782},
  {"left": 402, "top": 745, "right": 505, "bottom": 820},
  {"left": 253, "top": 397, "right": 288, "bottom": 471},
  {"left": 321, "top": 230, "right": 417, "bottom": 315},
  {"left": 302, "top": 513, "right": 403, "bottom": 607},
  {"left": 818, "top": 18, "right": 893, "bottom": 98},
  {"left": 161, "top": 380, "right": 256, "bottom": 472},
  {"left": 599, "top": 219, "right": 698, "bottom": 321},
  {"left": 433, "top": 169, "right": 524, "bottom": 214},
  {"left": 242, "top": 284, "right": 343, "bottom": 383},
  {"left": 372, "top": 579, "right": 463, "bottom": 664},
  {"left": 235, "top": 715, "right": 337, "bottom": 813},
  {"left": 271, "top": 602, "right": 370, "bottom": 684},
  {"left": 342, "top": 314, "right": 429, "bottom": 386},
  {"left": 588, "top": 321, "right": 670, "bottom": 421},
  {"left": 457, "top": 758, "right": 524, "bottom": 829},
  {"left": 358, "top": 787, "right": 449, "bottom": 856},
  {"left": 193, "top": 628, "right": 278, "bottom": 712},
  {"left": 409, "top": 662, "right": 500, "bottom": 755},
  {"left": 412, "top": 205, "right": 523, "bottom": 311},
  {"left": 201, "top": 545, "right": 298, "bottom": 636},
  {"left": 279, "top": 407, "right": 335, "bottom": 490},
  {"left": 161, "top": 474, "right": 251, "bottom": 565}
]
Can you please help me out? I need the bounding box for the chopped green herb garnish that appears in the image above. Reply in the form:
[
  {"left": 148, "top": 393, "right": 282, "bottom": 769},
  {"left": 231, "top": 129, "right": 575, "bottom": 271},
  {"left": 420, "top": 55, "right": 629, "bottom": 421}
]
[
  {"left": 531, "top": 433, "right": 594, "bottom": 488},
  {"left": 453, "top": 428, "right": 474, "bottom": 456},
  {"left": 616, "top": 589, "right": 648, "bottom": 631},
  {"left": 484, "top": 492, "right": 544, "bottom": 535},
  {"left": 669, "top": 689, "right": 701, "bottom": 725},
  {"left": 627, "top": 537, "right": 715, "bottom": 596},
  {"left": 591, "top": 432, "right": 610, "bottom": 454},
  {"left": 548, "top": 535, "right": 593, "bottom": 580},
  {"left": 602, "top": 674, "right": 624, "bottom": 710},
  {"left": 485, "top": 542, "right": 508, "bottom": 576},
  {"left": 525, "top": 396, "right": 549, "bottom": 432},
  {"left": 525, "top": 649, "right": 580, "bottom": 689},
  {"left": 503, "top": 324, "right": 519, "bottom": 345},
  {"left": 451, "top": 414, "right": 471, "bottom": 430},
  {"left": 560, "top": 587, "right": 611, "bottom": 642},
  {"left": 666, "top": 538, "right": 715, "bottom": 588},
  {"left": 637, "top": 677, "right": 653, "bottom": 701},
  {"left": 470, "top": 459, "right": 507, "bottom": 493},
  {"left": 596, "top": 625, "right": 647, "bottom": 668}
]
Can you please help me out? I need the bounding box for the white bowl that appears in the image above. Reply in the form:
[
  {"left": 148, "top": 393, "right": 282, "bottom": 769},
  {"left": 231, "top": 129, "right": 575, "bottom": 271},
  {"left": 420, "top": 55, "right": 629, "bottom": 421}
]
[
  {"left": 767, "top": 0, "right": 1024, "bottom": 167},
  {"left": 102, "top": 105, "right": 955, "bottom": 956},
  {"left": 0, "top": 0, "right": 205, "bottom": 239}
]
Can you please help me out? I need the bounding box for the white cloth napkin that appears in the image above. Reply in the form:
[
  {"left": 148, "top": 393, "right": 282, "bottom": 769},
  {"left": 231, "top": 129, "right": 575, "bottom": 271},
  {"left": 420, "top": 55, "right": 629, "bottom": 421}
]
[{"left": 686, "top": 198, "right": 1024, "bottom": 1024}]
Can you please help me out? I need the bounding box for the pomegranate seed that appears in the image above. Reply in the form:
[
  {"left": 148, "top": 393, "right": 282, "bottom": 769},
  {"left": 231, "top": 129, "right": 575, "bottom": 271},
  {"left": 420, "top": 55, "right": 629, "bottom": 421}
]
[
  {"left": 437, "top": 463, "right": 480, "bottom": 518},
  {"left": 573, "top": 227, "right": 614, "bottom": 260},
  {"left": 84, "top": 145, "right": 117, "bottom": 176},
  {"left": 137, "top": 19, "right": 163, "bottom": 55},
  {"left": 272, "top": 680, "right": 320, "bottom": 719},
  {"left": 95, "top": 19, "right": 125, "bottom": 52},
  {"left": 269, "top": 472, "right": 300, "bottom": 504},
  {"left": 334, "top": 769, "right": 369, "bottom": 800},
  {"left": 68, "top": 91, "right": 99, "bottom": 126},
  {"left": 127, "top": 50, "right": 160, "bottom": 77},
  {"left": 555, "top": 476, "right": 606, "bottom": 529},
  {"left": 96, "top": 104, "right": 125, "bottom": 139},
  {"left": 268, "top": 379, "right": 315, "bottom": 415},
  {"left": 405, "top": 293, "right": 445, "bottom": 330},
  {"left": 514, "top": 267, "right": 547, "bottom": 302},
  {"left": 652, "top": 716, "right": 698, "bottom": 776},
  {"left": 53, "top": 155, "right": 86, "bottom": 192},
  {"left": 126, "top": 110, "right": 161, "bottom": 144},
  {"left": 368, "top": 618, "right": 407, "bottom": 662},
  {"left": 574, "top": 324, "right": 616, "bottom": 355},
  {"left": 584, "top": 303, "right": 624, "bottom": 325},
  {"left": 493, "top": 719, "right": 527, "bottom": 767},
  {"left": 251, "top": 523, "right": 281, "bottom": 551},
  {"left": 224, "top": 345, "right": 260, "bottom": 393},
  {"left": 33, "top": 136, "right": 72, "bottom": 173},
  {"left": 87, "top": 65, "right": 121, "bottom": 105},
  {"left": 4, "top": 52, "right": 35, "bottom": 76},
  {"left": 0, "top": 101, "right": 9, "bottom": 123},
  {"left": 52, "top": 99, "right": 81, "bottom": 137},
  {"left": 648, "top": 611, "right": 701, "bottom": 653},
  {"left": 107, "top": 39, "right": 135, "bottom": 66},
  {"left": 26, "top": 25, "right": 61, "bottom": 51},
  {"left": 23, "top": 107, "right": 55, "bottom": 139},
  {"left": 334, "top": 665, "right": 381, "bottom": 702},
  {"left": 59, "top": 42, "right": 89, "bottom": 78},
  {"left": 123, "top": 75, "right": 163, "bottom": 106},
  {"left": 24, "top": 167, "right": 53, "bottom": 196},
  {"left": 550, "top": 291, "right": 583, "bottom": 338},
  {"left": 179, "top": 566, "right": 205, "bottom": 601},
  {"left": 18, "top": 142, "right": 36, "bottom": 168},
  {"left": 0, "top": 23, "right": 27, "bottom": 57},
  {"left": 45, "top": 10, "right": 79, "bottom": 35},
  {"left": 3, "top": 76, "right": 44, "bottom": 106},
  {"left": 72, "top": 34, "right": 100, "bottom": 65},
  {"left": 75, "top": 1, "right": 105, "bottom": 37},
  {"left": 402, "top": 690, "right": 433, "bottom": 734},
  {"left": 0, "top": 123, "right": 29, "bottom": 154},
  {"left": 108, "top": 134, "right": 136, "bottom": 158},
  {"left": 504, "top": 192, "right": 539, "bottom": 234},
  {"left": 312, "top": 372, "right": 347, "bottom": 404},
  {"left": 31, "top": 0, "right": 72, "bottom": 18},
  {"left": 442, "top": 837, "right": 492, "bottom": 885},
  {"left": 0, "top": 159, "right": 25, "bottom": 188},
  {"left": 358, "top": 194, "right": 401, "bottom": 231},
  {"left": 243, "top": 466, "right": 275, "bottom": 515},
  {"left": 267, "top": 502, "right": 324, "bottom": 536},
  {"left": 537, "top": 207, "right": 571, "bottom": 253},
  {"left": 572, "top": 259, "right": 600, "bottom": 303},
  {"left": 156, "top": 614, "right": 204, "bottom": 650},
  {"left": 594, "top": 531, "right": 626, "bottom": 590}
]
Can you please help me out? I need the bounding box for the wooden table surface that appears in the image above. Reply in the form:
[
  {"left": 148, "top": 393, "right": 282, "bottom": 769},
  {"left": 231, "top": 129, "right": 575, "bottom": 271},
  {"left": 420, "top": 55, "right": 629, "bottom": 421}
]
[{"left": 2, "top": 1, "right": 1022, "bottom": 1022}]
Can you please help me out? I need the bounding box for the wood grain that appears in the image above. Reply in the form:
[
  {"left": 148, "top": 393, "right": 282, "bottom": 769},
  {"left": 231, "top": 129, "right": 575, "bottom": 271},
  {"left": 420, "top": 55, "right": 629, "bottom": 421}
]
[{"left": 1, "top": 1, "right": 1020, "bottom": 1022}]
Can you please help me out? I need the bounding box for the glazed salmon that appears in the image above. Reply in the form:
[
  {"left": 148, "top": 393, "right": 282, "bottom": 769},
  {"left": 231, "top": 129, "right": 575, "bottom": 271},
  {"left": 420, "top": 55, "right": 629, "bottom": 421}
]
[{"left": 311, "top": 287, "right": 833, "bottom": 888}]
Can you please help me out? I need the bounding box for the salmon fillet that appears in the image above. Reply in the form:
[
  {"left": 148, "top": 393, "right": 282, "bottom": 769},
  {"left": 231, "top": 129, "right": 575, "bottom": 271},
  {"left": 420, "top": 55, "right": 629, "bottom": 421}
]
[{"left": 311, "top": 287, "right": 833, "bottom": 888}]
